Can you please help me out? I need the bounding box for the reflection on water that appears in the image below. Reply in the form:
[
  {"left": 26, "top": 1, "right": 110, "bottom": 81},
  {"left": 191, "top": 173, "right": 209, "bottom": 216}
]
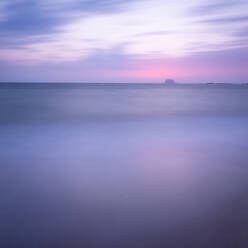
[{"left": 0, "top": 83, "right": 248, "bottom": 248}]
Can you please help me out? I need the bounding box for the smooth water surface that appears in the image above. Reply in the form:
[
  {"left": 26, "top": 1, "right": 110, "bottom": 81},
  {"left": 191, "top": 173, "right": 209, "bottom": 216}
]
[{"left": 1, "top": 83, "right": 248, "bottom": 247}]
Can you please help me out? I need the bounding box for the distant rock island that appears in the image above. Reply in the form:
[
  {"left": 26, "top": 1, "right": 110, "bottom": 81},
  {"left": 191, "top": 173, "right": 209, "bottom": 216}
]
[{"left": 164, "top": 79, "right": 176, "bottom": 85}]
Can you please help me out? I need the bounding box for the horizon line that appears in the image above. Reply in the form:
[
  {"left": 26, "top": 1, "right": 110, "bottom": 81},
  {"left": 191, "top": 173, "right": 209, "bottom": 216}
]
[{"left": 0, "top": 81, "right": 248, "bottom": 85}]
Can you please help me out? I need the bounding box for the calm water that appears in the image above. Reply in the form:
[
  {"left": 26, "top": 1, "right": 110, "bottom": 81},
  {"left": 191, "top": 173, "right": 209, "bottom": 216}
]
[{"left": 1, "top": 83, "right": 248, "bottom": 248}]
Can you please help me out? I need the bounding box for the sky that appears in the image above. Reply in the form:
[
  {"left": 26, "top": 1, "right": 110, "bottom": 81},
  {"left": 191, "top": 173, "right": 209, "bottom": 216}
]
[{"left": 0, "top": 0, "right": 248, "bottom": 83}]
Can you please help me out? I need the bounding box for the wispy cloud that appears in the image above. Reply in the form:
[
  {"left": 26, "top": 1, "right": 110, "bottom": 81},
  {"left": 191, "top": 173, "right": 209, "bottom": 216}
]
[
  {"left": 0, "top": 0, "right": 8, "bottom": 22},
  {"left": 0, "top": 0, "right": 248, "bottom": 82},
  {"left": 189, "top": 1, "right": 239, "bottom": 16},
  {"left": 0, "top": 0, "right": 135, "bottom": 36},
  {"left": 3, "top": 0, "right": 247, "bottom": 62},
  {"left": 199, "top": 15, "right": 248, "bottom": 24},
  {"left": 236, "top": 26, "right": 248, "bottom": 37}
]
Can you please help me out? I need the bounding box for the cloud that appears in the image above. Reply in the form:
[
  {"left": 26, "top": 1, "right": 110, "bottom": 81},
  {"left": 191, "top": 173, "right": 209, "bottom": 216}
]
[
  {"left": 0, "top": 0, "right": 8, "bottom": 22},
  {"left": 0, "top": 0, "right": 62, "bottom": 35},
  {"left": 199, "top": 15, "right": 248, "bottom": 24},
  {"left": 236, "top": 26, "right": 248, "bottom": 37},
  {"left": 133, "top": 30, "right": 172, "bottom": 37},
  {"left": 189, "top": 1, "right": 239, "bottom": 16},
  {"left": 0, "top": 0, "right": 248, "bottom": 84},
  {"left": 0, "top": 0, "right": 142, "bottom": 61},
  {"left": 3, "top": 0, "right": 247, "bottom": 63},
  {"left": 1, "top": 46, "right": 248, "bottom": 83},
  {"left": 0, "top": 0, "right": 135, "bottom": 36}
]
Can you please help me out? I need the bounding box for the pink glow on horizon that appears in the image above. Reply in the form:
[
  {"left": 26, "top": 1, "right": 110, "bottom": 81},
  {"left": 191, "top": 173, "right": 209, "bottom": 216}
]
[
  {"left": 107, "top": 65, "right": 216, "bottom": 81},
  {"left": 103, "top": 59, "right": 248, "bottom": 82}
]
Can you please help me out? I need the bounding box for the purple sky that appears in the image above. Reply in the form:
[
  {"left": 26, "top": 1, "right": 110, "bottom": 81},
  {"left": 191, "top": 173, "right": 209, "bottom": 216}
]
[{"left": 0, "top": 0, "right": 248, "bottom": 83}]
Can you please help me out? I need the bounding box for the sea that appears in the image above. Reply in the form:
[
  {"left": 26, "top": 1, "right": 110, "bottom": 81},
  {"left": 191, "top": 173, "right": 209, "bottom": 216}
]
[{"left": 1, "top": 83, "right": 248, "bottom": 248}]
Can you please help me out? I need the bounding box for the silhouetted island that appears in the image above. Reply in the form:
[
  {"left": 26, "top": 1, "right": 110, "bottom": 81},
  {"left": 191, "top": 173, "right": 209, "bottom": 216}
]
[{"left": 164, "top": 79, "right": 176, "bottom": 85}]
